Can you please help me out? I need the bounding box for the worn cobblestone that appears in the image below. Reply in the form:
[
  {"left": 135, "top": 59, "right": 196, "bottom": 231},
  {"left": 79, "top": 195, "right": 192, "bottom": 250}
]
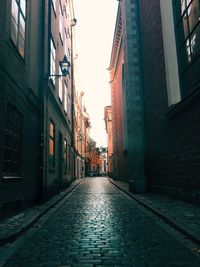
[{"left": 2, "top": 177, "right": 200, "bottom": 266}]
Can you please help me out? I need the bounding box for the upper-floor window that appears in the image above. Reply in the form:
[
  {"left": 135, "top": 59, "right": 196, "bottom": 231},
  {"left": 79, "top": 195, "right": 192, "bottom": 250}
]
[
  {"left": 11, "top": 0, "right": 27, "bottom": 58},
  {"left": 64, "top": 81, "right": 68, "bottom": 112},
  {"left": 64, "top": 139, "right": 68, "bottom": 173},
  {"left": 50, "top": 37, "right": 56, "bottom": 84},
  {"left": 3, "top": 103, "right": 22, "bottom": 178},
  {"left": 58, "top": 67, "right": 63, "bottom": 102},
  {"left": 59, "top": 1, "right": 64, "bottom": 43},
  {"left": 173, "top": 0, "right": 200, "bottom": 97}
]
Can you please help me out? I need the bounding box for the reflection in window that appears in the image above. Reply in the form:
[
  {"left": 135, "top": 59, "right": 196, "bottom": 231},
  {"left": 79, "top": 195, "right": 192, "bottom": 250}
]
[
  {"left": 59, "top": 1, "right": 63, "bottom": 43},
  {"left": 11, "top": 0, "right": 26, "bottom": 58},
  {"left": 64, "top": 82, "right": 68, "bottom": 112},
  {"left": 58, "top": 67, "right": 63, "bottom": 102},
  {"left": 49, "top": 120, "right": 55, "bottom": 167},
  {"left": 50, "top": 38, "right": 56, "bottom": 84}
]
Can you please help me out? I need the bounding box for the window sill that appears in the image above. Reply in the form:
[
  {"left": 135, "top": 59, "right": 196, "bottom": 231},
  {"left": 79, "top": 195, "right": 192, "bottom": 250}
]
[
  {"left": 165, "top": 85, "right": 200, "bottom": 117},
  {"left": 2, "top": 175, "right": 22, "bottom": 180}
]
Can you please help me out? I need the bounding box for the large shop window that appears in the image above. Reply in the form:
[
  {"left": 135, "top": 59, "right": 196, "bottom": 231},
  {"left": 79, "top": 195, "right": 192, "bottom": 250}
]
[
  {"left": 49, "top": 120, "right": 55, "bottom": 168},
  {"left": 3, "top": 104, "right": 22, "bottom": 178},
  {"left": 11, "top": 0, "right": 27, "bottom": 58},
  {"left": 173, "top": 0, "right": 200, "bottom": 97}
]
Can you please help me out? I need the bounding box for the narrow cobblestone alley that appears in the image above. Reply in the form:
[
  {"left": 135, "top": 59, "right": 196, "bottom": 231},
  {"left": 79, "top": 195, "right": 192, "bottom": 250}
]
[{"left": 1, "top": 177, "right": 200, "bottom": 267}]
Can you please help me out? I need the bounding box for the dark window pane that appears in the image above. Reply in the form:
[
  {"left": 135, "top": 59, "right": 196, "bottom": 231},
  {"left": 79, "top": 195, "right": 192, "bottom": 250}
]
[
  {"left": 177, "top": 17, "right": 189, "bottom": 44},
  {"left": 192, "top": 56, "right": 200, "bottom": 85},
  {"left": 3, "top": 104, "right": 22, "bottom": 177},
  {"left": 180, "top": 67, "right": 195, "bottom": 97}
]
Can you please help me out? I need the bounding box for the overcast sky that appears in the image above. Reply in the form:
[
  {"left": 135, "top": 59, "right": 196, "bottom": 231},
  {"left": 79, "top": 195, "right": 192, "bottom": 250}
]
[{"left": 73, "top": 0, "right": 118, "bottom": 147}]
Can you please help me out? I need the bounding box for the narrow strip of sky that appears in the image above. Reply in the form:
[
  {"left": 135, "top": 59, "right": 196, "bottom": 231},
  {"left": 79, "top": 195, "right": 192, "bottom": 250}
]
[{"left": 73, "top": 0, "right": 118, "bottom": 147}]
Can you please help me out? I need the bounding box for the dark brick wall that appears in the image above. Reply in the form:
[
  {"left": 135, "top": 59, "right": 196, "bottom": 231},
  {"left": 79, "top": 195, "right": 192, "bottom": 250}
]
[{"left": 138, "top": 0, "right": 200, "bottom": 202}]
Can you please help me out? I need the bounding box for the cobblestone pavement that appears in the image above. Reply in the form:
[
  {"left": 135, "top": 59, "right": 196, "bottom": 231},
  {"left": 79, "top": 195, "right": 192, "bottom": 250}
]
[
  {"left": 110, "top": 179, "right": 200, "bottom": 244},
  {"left": 1, "top": 177, "right": 200, "bottom": 267}
]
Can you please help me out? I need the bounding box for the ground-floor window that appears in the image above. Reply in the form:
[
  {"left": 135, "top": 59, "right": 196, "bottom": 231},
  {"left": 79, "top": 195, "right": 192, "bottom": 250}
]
[
  {"left": 49, "top": 120, "right": 55, "bottom": 168},
  {"left": 3, "top": 103, "right": 22, "bottom": 178}
]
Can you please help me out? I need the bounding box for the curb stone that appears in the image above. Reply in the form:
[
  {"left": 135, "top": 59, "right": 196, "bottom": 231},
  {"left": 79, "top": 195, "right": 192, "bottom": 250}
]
[{"left": 109, "top": 178, "right": 200, "bottom": 247}]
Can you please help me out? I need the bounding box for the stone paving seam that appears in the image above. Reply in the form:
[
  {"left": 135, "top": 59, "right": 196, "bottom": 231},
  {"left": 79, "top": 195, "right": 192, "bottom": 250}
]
[
  {"left": 0, "top": 178, "right": 86, "bottom": 247},
  {"left": 109, "top": 178, "right": 200, "bottom": 248}
]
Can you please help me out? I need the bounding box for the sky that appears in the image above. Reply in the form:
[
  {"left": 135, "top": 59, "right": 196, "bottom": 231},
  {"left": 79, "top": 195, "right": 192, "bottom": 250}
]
[{"left": 73, "top": 0, "right": 118, "bottom": 147}]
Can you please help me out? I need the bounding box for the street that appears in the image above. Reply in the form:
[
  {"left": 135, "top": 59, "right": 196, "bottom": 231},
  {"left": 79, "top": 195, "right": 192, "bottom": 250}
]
[{"left": 1, "top": 177, "right": 200, "bottom": 267}]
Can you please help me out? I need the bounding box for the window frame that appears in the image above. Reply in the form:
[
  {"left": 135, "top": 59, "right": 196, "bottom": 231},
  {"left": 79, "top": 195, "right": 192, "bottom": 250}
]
[
  {"left": 3, "top": 103, "right": 23, "bottom": 179},
  {"left": 10, "top": 0, "right": 27, "bottom": 59},
  {"left": 50, "top": 37, "right": 56, "bottom": 85},
  {"left": 173, "top": 0, "right": 200, "bottom": 98}
]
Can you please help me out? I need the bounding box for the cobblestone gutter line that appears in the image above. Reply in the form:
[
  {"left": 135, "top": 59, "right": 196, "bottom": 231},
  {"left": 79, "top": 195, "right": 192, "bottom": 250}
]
[
  {"left": 0, "top": 178, "right": 85, "bottom": 247},
  {"left": 109, "top": 178, "right": 200, "bottom": 248}
]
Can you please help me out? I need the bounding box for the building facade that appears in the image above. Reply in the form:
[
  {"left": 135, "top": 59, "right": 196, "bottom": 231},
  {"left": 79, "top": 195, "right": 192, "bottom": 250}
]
[
  {"left": 138, "top": 0, "right": 200, "bottom": 203},
  {"left": 0, "top": 0, "right": 79, "bottom": 219},
  {"left": 109, "top": 0, "right": 146, "bottom": 192},
  {"left": 42, "top": 0, "right": 75, "bottom": 198},
  {"left": 0, "top": 0, "right": 43, "bottom": 219},
  {"left": 104, "top": 106, "right": 113, "bottom": 177}
]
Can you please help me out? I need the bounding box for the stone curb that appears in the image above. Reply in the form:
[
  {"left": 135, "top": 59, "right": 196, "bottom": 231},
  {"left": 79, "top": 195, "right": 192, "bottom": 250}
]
[
  {"left": 109, "top": 178, "right": 200, "bottom": 247},
  {"left": 0, "top": 178, "right": 85, "bottom": 247}
]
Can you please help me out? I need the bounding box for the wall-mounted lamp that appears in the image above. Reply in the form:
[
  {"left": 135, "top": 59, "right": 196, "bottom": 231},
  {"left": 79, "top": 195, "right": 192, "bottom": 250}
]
[{"left": 48, "top": 55, "right": 70, "bottom": 78}]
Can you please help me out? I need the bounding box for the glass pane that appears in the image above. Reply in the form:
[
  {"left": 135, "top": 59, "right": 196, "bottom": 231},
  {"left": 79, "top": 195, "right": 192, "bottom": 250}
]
[
  {"left": 181, "top": 0, "right": 186, "bottom": 15},
  {"left": 193, "top": 56, "right": 200, "bottom": 85},
  {"left": 12, "top": 0, "right": 18, "bottom": 24},
  {"left": 49, "top": 122, "right": 54, "bottom": 137},
  {"left": 49, "top": 139, "right": 54, "bottom": 155},
  {"left": 20, "top": 0, "right": 26, "bottom": 16},
  {"left": 190, "top": 27, "right": 200, "bottom": 58},
  {"left": 19, "top": 14, "right": 25, "bottom": 38},
  {"left": 18, "top": 33, "right": 25, "bottom": 57},
  {"left": 188, "top": 0, "right": 200, "bottom": 32},
  {"left": 177, "top": 18, "right": 189, "bottom": 44},
  {"left": 180, "top": 67, "right": 195, "bottom": 97},
  {"left": 11, "top": 17, "right": 18, "bottom": 44}
]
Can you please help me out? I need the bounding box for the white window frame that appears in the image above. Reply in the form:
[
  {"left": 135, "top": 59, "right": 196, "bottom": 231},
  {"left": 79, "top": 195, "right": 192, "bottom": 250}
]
[{"left": 160, "top": 0, "right": 181, "bottom": 106}]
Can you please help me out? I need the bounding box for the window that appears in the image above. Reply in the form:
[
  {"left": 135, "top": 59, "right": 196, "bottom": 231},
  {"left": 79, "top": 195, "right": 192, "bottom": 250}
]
[
  {"left": 59, "top": 1, "right": 63, "bottom": 43},
  {"left": 64, "top": 139, "right": 67, "bottom": 173},
  {"left": 11, "top": 0, "right": 27, "bottom": 58},
  {"left": 58, "top": 67, "right": 63, "bottom": 102},
  {"left": 173, "top": 0, "right": 200, "bottom": 97},
  {"left": 52, "top": 0, "right": 56, "bottom": 14},
  {"left": 50, "top": 37, "right": 56, "bottom": 84},
  {"left": 49, "top": 120, "right": 55, "bottom": 167},
  {"left": 3, "top": 103, "right": 22, "bottom": 178},
  {"left": 64, "top": 81, "right": 68, "bottom": 112}
]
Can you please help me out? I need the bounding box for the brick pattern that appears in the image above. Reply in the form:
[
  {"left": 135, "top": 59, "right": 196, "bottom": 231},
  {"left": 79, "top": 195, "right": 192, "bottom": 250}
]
[{"left": 138, "top": 0, "right": 200, "bottom": 197}]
